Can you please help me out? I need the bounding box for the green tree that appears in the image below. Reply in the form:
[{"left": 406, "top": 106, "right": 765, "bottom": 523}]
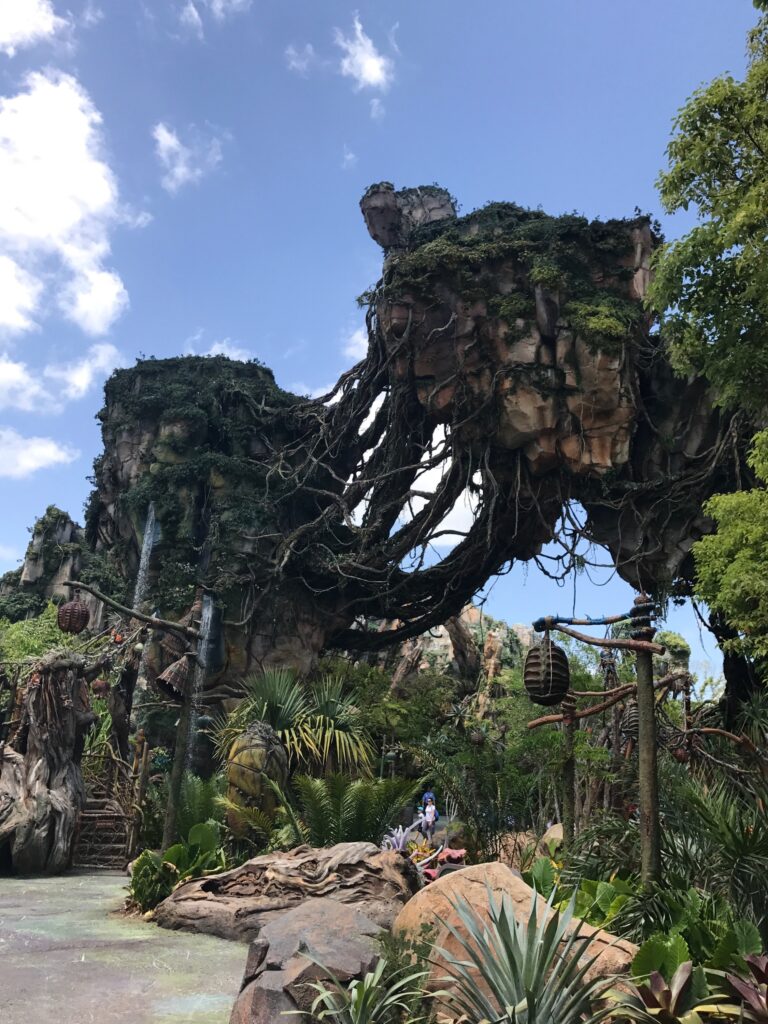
[
  {"left": 693, "top": 433, "right": 768, "bottom": 665},
  {"left": 0, "top": 602, "right": 76, "bottom": 662},
  {"left": 651, "top": 5, "right": 768, "bottom": 411}
]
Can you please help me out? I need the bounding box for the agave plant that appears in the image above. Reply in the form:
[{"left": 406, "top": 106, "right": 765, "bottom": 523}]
[
  {"left": 213, "top": 669, "right": 374, "bottom": 771},
  {"left": 300, "top": 958, "right": 430, "bottom": 1023},
  {"left": 434, "top": 887, "right": 618, "bottom": 1024}
]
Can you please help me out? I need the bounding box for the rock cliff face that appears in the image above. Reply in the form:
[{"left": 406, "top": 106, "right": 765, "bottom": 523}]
[
  {"left": 4, "top": 185, "right": 748, "bottom": 688},
  {"left": 0, "top": 507, "right": 101, "bottom": 626}
]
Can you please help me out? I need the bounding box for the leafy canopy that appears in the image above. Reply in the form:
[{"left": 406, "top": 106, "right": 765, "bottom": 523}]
[
  {"left": 693, "top": 432, "right": 768, "bottom": 664},
  {"left": 651, "top": 11, "right": 768, "bottom": 410}
]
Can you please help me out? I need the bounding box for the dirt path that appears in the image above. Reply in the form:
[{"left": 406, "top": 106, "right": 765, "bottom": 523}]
[{"left": 0, "top": 872, "right": 245, "bottom": 1024}]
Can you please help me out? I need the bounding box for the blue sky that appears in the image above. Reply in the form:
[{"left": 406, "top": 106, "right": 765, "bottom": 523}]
[{"left": 0, "top": 0, "right": 758, "bottom": 680}]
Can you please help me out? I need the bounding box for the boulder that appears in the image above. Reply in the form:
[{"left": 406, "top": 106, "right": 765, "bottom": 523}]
[
  {"left": 393, "top": 862, "right": 636, "bottom": 989},
  {"left": 155, "top": 841, "right": 418, "bottom": 942},
  {"left": 229, "top": 898, "right": 382, "bottom": 1023},
  {"left": 538, "top": 822, "right": 564, "bottom": 854}
]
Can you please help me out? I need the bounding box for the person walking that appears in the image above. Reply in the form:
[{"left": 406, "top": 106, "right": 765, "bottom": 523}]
[{"left": 423, "top": 796, "right": 438, "bottom": 840}]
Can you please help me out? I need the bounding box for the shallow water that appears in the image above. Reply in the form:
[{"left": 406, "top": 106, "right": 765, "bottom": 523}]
[{"left": 0, "top": 872, "right": 245, "bottom": 1024}]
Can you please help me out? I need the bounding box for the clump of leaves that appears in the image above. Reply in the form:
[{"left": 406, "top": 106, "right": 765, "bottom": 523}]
[{"left": 128, "top": 821, "right": 225, "bottom": 912}]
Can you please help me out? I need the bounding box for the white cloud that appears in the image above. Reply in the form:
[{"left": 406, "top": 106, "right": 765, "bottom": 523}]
[
  {"left": 343, "top": 325, "right": 368, "bottom": 359},
  {"left": 399, "top": 427, "right": 478, "bottom": 548},
  {"left": 293, "top": 381, "right": 335, "bottom": 400},
  {"left": 204, "top": 338, "right": 251, "bottom": 360},
  {"left": 0, "top": 343, "right": 123, "bottom": 412},
  {"left": 369, "top": 97, "right": 385, "bottom": 120},
  {"left": 179, "top": 1, "right": 203, "bottom": 38},
  {"left": 0, "top": 0, "right": 67, "bottom": 56},
  {"left": 81, "top": 3, "right": 104, "bottom": 28},
  {"left": 152, "top": 121, "right": 223, "bottom": 194},
  {"left": 43, "top": 341, "right": 124, "bottom": 400},
  {"left": 58, "top": 267, "right": 128, "bottom": 335},
  {"left": 341, "top": 144, "right": 357, "bottom": 171},
  {"left": 334, "top": 16, "right": 393, "bottom": 91},
  {"left": 0, "top": 353, "right": 48, "bottom": 410},
  {"left": 206, "top": 0, "right": 250, "bottom": 20},
  {"left": 285, "top": 43, "right": 316, "bottom": 74},
  {"left": 184, "top": 331, "right": 252, "bottom": 361},
  {"left": 0, "top": 70, "right": 130, "bottom": 337},
  {"left": 0, "top": 256, "right": 43, "bottom": 335},
  {"left": 0, "top": 426, "right": 79, "bottom": 478}
]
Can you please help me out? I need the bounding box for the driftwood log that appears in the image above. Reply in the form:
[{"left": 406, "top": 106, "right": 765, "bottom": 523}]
[{"left": 0, "top": 651, "right": 103, "bottom": 874}]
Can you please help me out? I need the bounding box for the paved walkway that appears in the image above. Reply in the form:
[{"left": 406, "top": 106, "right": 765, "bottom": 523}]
[{"left": 0, "top": 873, "right": 246, "bottom": 1024}]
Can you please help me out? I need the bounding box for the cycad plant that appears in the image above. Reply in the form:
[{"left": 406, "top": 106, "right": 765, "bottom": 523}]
[
  {"left": 285, "top": 773, "right": 422, "bottom": 847},
  {"left": 213, "top": 669, "right": 373, "bottom": 771},
  {"left": 435, "top": 887, "right": 618, "bottom": 1024}
]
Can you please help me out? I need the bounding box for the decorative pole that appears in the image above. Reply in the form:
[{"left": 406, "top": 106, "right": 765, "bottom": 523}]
[
  {"left": 631, "top": 594, "right": 662, "bottom": 887},
  {"left": 561, "top": 694, "right": 576, "bottom": 850}
]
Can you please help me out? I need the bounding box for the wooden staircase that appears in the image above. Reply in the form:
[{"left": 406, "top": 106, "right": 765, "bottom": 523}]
[
  {"left": 73, "top": 797, "right": 130, "bottom": 870},
  {"left": 72, "top": 740, "right": 150, "bottom": 870}
]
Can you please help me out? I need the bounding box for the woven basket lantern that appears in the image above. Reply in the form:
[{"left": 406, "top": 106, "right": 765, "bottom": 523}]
[
  {"left": 523, "top": 636, "right": 570, "bottom": 706},
  {"left": 156, "top": 653, "right": 193, "bottom": 700},
  {"left": 57, "top": 591, "right": 90, "bottom": 635}
]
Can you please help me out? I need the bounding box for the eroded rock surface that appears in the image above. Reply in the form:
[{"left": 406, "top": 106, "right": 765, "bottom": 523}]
[
  {"left": 229, "top": 899, "right": 381, "bottom": 1024},
  {"left": 155, "top": 842, "right": 418, "bottom": 942},
  {"left": 393, "top": 861, "right": 637, "bottom": 993}
]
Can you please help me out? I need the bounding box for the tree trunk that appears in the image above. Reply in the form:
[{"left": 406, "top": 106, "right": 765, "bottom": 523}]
[
  {"left": 636, "top": 647, "right": 661, "bottom": 886},
  {"left": 445, "top": 616, "right": 481, "bottom": 692},
  {"left": 0, "top": 656, "right": 97, "bottom": 874},
  {"left": 161, "top": 688, "right": 194, "bottom": 850}
]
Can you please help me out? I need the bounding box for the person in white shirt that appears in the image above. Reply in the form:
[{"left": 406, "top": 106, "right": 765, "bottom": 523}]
[{"left": 423, "top": 797, "right": 437, "bottom": 839}]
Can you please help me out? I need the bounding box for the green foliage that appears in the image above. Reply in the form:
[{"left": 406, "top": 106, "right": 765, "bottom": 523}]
[
  {"left": 559, "top": 877, "right": 635, "bottom": 931},
  {"left": 693, "top": 432, "right": 768, "bottom": 664},
  {"left": 651, "top": 12, "right": 768, "bottom": 410},
  {"left": 284, "top": 774, "right": 422, "bottom": 848},
  {"left": 0, "top": 569, "right": 45, "bottom": 622},
  {"left": 435, "top": 888, "right": 617, "bottom": 1024},
  {"left": 0, "top": 602, "right": 77, "bottom": 662},
  {"left": 302, "top": 958, "right": 431, "bottom": 1024},
  {"left": 633, "top": 935, "right": 693, "bottom": 982},
  {"left": 215, "top": 668, "right": 373, "bottom": 771},
  {"left": 175, "top": 771, "right": 226, "bottom": 839},
  {"left": 128, "top": 820, "right": 226, "bottom": 912}
]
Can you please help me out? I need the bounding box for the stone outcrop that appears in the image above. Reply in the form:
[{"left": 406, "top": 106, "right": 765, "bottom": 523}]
[
  {"left": 393, "top": 862, "right": 637, "bottom": 990},
  {"left": 229, "top": 899, "right": 382, "bottom": 1024},
  {"left": 2, "top": 185, "right": 749, "bottom": 689},
  {"left": 154, "top": 842, "right": 418, "bottom": 942},
  {"left": 0, "top": 507, "right": 101, "bottom": 626}
]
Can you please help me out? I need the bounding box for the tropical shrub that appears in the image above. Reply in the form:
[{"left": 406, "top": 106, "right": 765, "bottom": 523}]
[
  {"left": 214, "top": 668, "right": 373, "bottom": 770},
  {"left": 128, "top": 821, "right": 225, "bottom": 912},
  {"left": 283, "top": 774, "right": 422, "bottom": 848}
]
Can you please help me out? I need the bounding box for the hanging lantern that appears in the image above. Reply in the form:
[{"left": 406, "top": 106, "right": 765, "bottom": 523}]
[
  {"left": 156, "top": 653, "right": 193, "bottom": 701},
  {"left": 57, "top": 589, "right": 90, "bottom": 635},
  {"left": 620, "top": 700, "right": 639, "bottom": 739},
  {"left": 523, "top": 636, "right": 570, "bottom": 706}
]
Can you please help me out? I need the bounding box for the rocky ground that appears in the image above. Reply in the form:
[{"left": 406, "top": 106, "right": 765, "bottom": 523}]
[{"left": 0, "top": 872, "right": 245, "bottom": 1024}]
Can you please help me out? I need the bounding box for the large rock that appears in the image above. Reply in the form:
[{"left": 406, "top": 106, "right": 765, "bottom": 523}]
[
  {"left": 393, "top": 862, "right": 636, "bottom": 988},
  {"left": 229, "top": 898, "right": 382, "bottom": 1023},
  {"left": 155, "top": 842, "right": 418, "bottom": 942}
]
